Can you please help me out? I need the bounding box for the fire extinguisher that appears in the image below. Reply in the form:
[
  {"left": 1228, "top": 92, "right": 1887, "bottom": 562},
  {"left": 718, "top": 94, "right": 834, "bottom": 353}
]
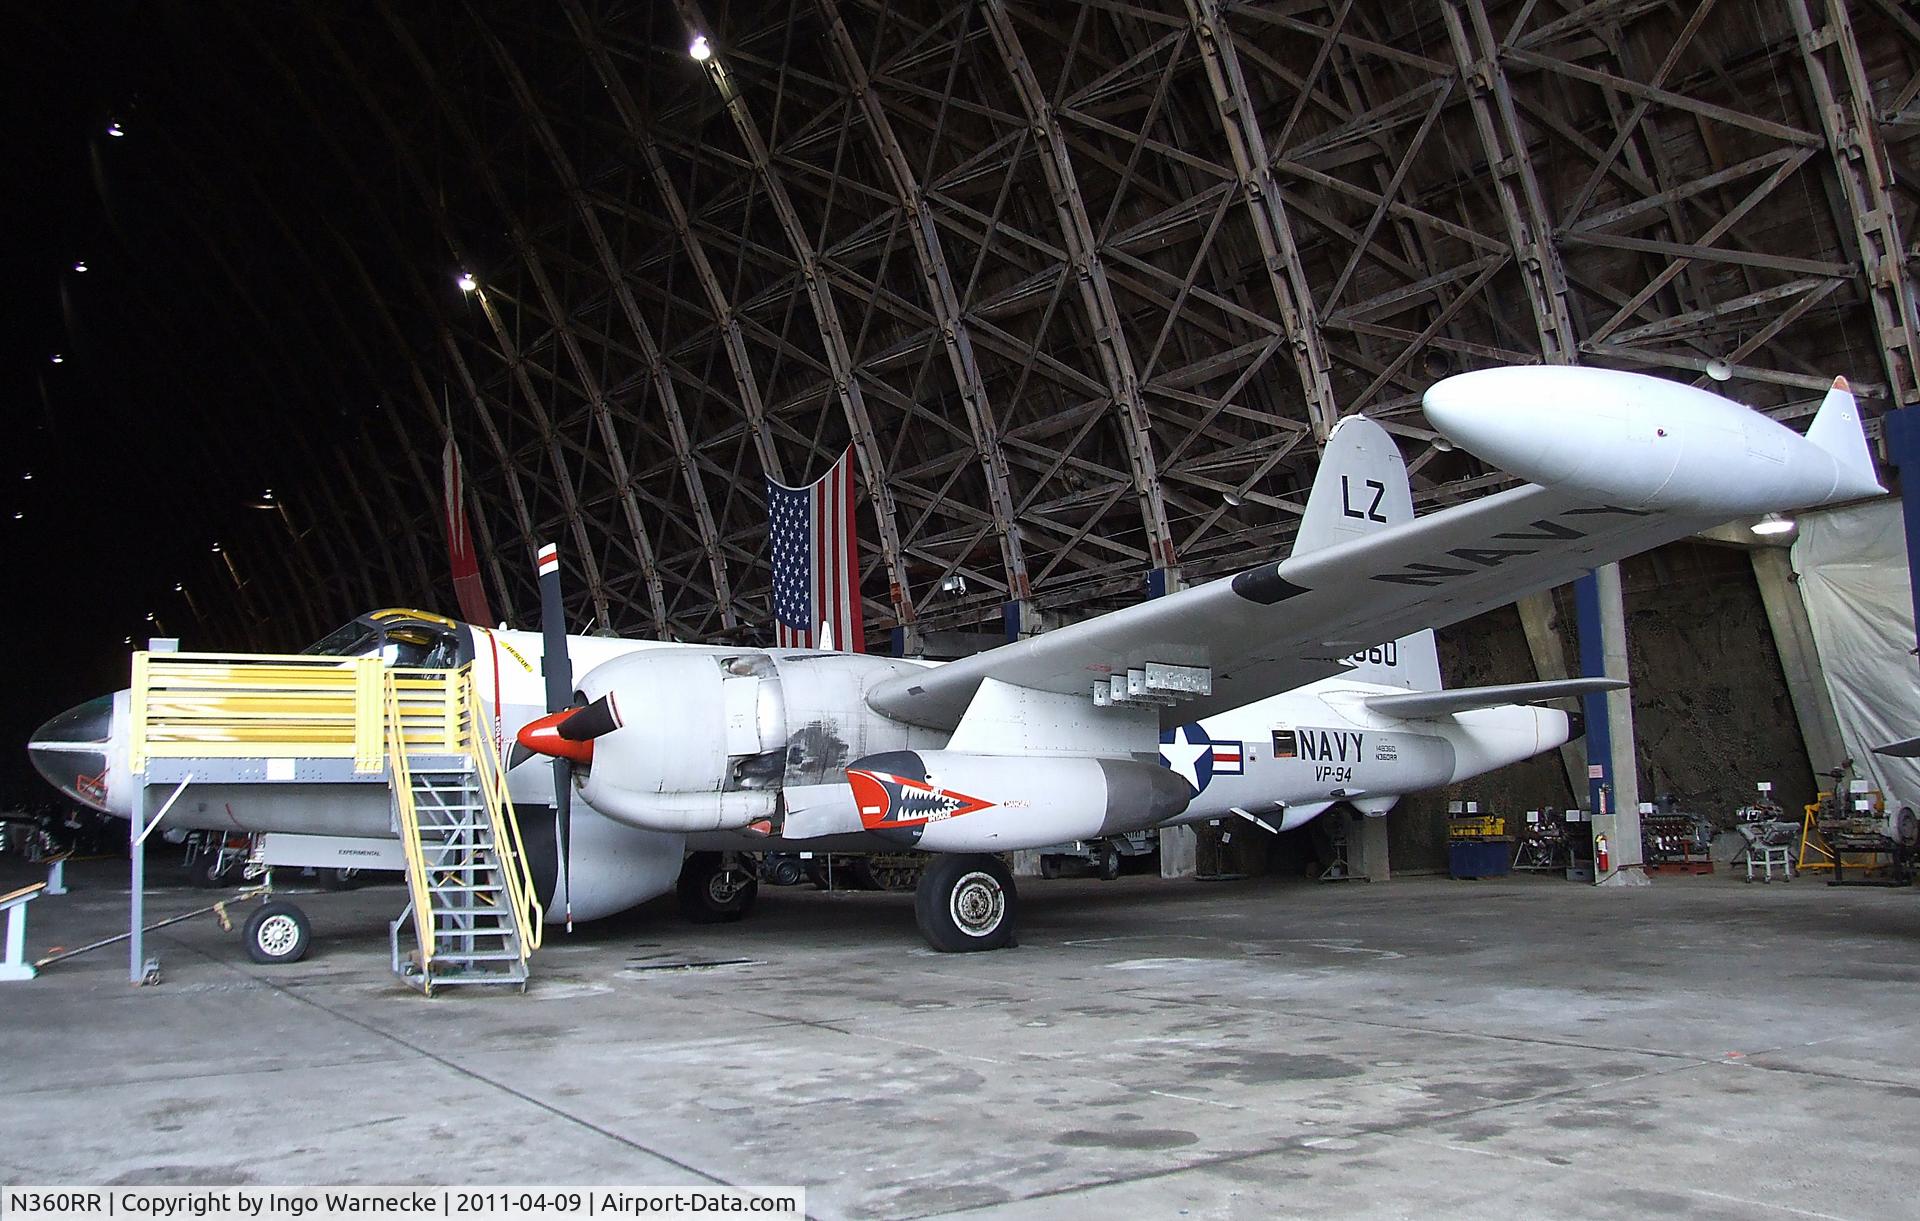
[{"left": 1595, "top": 833, "right": 1611, "bottom": 874}]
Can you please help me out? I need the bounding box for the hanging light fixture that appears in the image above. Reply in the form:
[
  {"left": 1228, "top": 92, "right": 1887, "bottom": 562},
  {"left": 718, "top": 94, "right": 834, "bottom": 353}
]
[{"left": 689, "top": 34, "right": 713, "bottom": 61}]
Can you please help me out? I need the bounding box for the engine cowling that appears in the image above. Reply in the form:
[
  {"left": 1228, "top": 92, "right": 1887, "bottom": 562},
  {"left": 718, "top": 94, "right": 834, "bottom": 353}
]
[
  {"left": 571, "top": 649, "right": 786, "bottom": 833},
  {"left": 846, "top": 749, "right": 1191, "bottom": 852}
]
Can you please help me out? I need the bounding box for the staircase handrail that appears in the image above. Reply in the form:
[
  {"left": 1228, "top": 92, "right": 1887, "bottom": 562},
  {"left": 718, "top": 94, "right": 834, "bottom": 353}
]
[
  {"left": 458, "top": 672, "right": 544, "bottom": 955},
  {"left": 382, "top": 676, "right": 438, "bottom": 972}
]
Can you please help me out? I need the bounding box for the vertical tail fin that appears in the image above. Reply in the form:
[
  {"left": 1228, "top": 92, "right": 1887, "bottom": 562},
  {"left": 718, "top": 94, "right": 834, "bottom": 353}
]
[{"left": 1296, "top": 415, "right": 1441, "bottom": 692}]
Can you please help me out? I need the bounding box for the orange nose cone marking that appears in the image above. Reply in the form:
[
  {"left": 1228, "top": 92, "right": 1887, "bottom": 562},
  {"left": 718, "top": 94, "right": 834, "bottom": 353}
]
[
  {"left": 847, "top": 769, "right": 893, "bottom": 830},
  {"left": 517, "top": 709, "right": 594, "bottom": 765}
]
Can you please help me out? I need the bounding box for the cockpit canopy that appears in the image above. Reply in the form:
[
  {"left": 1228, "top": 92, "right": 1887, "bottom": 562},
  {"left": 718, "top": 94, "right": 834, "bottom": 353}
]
[{"left": 303, "top": 609, "right": 468, "bottom": 669}]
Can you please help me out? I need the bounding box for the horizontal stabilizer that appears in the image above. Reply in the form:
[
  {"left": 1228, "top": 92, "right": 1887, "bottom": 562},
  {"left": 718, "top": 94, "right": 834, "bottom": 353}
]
[
  {"left": 1874, "top": 736, "right": 1920, "bottom": 758},
  {"left": 1364, "top": 677, "right": 1626, "bottom": 720}
]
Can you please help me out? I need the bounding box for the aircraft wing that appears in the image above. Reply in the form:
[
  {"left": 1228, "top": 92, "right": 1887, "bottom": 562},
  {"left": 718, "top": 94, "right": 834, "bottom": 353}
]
[
  {"left": 1874, "top": 737, "right": 1920, "bottom": 758},
  {"left": 868, "top": 485, "right": 1715, "bottom": 729},
  {"left": 1362, "top": 677, "right": 1626, "bottom": 720},
  {"left": 868, "top": 366, "right": 1882, "bottom": 732}
]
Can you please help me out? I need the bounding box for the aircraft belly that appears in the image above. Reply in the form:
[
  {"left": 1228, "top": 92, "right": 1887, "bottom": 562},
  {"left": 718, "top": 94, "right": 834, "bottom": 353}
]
[
  {"left": 690, "top": 830, "right": 900, "bottom": 854},
  {"left": 1178, "top": 729, "right": 1454, "bottom": 821},
  {"left": 150, "top": 785, "right": 396, "bottom": 838}
]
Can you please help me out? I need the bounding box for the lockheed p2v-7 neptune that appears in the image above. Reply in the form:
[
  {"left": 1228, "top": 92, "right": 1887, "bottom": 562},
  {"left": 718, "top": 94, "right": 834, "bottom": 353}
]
[{"left": 29, "top": 366, "right": 1884, "bottom": 951}]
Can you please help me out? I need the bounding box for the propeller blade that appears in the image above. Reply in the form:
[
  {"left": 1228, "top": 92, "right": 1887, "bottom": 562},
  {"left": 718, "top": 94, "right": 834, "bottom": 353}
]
[
  {"left": 554, "top": 761, "right": 572, "bottom": 932},
  {"left": 558, "top": 692, "right": 621, "bottom": 742},
  {"left": 535, "top": 541, "right": 574, "bottom": 930},
  {"left": 536, "top": 543, "right": 571, "bottom": 714}
]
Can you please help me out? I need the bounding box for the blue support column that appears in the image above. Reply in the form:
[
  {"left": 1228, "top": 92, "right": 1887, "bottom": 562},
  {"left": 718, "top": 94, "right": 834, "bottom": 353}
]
[
  {"left": 1573, "top": 571, "right": 1611, "bottom": 815},
  {"left": 1002, "top": 600, "right": 1023, "bottom": 643},
  {"left": 1883, "top": 407, "right": 1920, "bottom": 654}
]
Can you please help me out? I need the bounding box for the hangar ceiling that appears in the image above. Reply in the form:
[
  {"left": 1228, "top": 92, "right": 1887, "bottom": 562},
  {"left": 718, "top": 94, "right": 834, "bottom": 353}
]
[{"left": 10, "top": 0, "right": 1920, "bottom": 656}]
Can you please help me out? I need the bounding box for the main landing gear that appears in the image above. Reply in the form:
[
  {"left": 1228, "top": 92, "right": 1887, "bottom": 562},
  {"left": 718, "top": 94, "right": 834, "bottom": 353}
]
[
  {"left": 677, "top": 851, "right": 760, "bottom": 924},
  {"left": 915, "top": 854, "right": 1018, "bottom": 953},
  {"left": 244, "top": 900, "right": 312, "bottom": 964}
]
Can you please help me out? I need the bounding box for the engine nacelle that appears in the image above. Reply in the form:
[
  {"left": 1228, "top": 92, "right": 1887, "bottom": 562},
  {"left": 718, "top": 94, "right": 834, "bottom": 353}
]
[
  {"left": 846, "top": 749, "right": 1192, "bottom": 853},
  {"left": 572, "top": 649, "right": 785, "bottom": 833},
  {"left": 518, "top": 801, "right": 684, "bottom": 922}
]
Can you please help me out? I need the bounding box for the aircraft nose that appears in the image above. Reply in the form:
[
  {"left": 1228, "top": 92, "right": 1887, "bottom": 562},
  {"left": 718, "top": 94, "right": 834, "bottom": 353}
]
[{"left": 28, "top": 695, "right": 115, "bottom": 811}]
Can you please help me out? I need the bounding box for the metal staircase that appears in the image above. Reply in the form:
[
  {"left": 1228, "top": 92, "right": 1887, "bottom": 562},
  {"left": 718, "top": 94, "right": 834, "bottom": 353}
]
[{"left": 385, "top": 668, "right": 543, "bottom": 995}]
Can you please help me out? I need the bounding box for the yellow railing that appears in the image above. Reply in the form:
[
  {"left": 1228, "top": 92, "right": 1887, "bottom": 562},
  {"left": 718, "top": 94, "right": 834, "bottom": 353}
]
[
  {"left": 131, "top": 651, "right": 388, "bottom": 773},
  {"left": 127, "top": 650, "right": 542, "bottom": 971},
  {"left": 383, "top": 666, "right": 543, "bottom": 972},
  {"left": 460, "top": 673, "right": 543, "bottom": 958},
  {"left": 383, "top": 678, "right": 440, "bottom": 970}
]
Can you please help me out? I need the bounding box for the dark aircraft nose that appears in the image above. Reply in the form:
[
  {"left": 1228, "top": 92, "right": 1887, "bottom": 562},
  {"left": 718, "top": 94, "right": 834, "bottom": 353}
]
[
  {"left": 27, "top": 695, "right": 114, "bottom": 810},
  {"left": 1564, "top": 710, "right": 1586, "bottom": 741}
]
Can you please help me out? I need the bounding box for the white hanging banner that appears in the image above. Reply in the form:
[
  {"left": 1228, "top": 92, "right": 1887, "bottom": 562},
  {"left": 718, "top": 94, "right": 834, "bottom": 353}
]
[{"left": 1791, "top": 498, "right": 1920, "bottom": 815}]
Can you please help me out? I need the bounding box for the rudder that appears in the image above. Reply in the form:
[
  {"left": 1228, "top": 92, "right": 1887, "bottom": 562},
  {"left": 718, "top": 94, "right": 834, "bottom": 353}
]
[{"left": 1298, "top": 415, "right": 1440, "bottom": 692}]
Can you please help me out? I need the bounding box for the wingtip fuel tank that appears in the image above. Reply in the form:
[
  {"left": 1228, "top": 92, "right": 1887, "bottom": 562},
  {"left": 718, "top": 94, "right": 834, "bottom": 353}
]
[{"left": 1422, "top": 365, "right": 1885, "bottom": 516}]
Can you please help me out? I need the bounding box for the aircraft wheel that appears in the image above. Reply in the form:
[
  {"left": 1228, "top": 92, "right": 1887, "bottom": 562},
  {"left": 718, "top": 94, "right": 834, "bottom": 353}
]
[
  {"left": 916, "top": 854, "right": 1017, "bottom": 953},
  {"left": 244, "top": 901, "right": 311, "bottom": 965},
  {"left": 187, "top": 847, "right": 241, "bottom": 888},
  {"left": 1097, "top": 843, "right": 1123, "bottom": 881},
  {"left": 186, "top": 852, "right": 224, "bottom": 888},
  {"left": 1039, "top": 855, "right": 1060, "bottom": 880},
  {"left": 678, "top": 852, "right": 758, "bottom": 924},
  {"left": 317, "top": 867, "right": 361, "bottom": 891},
  {"left": 769, "top": 857, "right": 804, "bottom": 887}
]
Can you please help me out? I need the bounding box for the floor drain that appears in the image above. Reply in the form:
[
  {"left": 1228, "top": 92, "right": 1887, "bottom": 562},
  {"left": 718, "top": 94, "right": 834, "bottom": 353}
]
[{"left": 624, "top": 958, "right": 760, "bottom": 973}]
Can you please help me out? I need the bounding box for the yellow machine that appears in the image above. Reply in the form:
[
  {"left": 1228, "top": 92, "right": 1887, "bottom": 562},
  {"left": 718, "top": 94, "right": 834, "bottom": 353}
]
[{"left": 1796, "top": 785, "right": 1887, "bottom": 875}]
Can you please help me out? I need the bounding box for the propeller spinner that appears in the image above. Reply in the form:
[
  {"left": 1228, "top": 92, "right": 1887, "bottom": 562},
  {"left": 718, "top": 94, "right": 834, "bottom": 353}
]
[{"left": 515, "top": 694, "right": 623, "bottom": 766}]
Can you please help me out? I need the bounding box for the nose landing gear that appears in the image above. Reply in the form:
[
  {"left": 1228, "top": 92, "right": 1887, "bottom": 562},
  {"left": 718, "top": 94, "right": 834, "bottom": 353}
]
[{"left": 677, "top": 851, "right": 760, "bottom": 923}]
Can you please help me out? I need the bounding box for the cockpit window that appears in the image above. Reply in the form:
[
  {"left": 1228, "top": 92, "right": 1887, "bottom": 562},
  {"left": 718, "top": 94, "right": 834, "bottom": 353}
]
[
  {"left": 383, "top": 625, "right": 461, "bottom": 669},
  {"left": 303, "top": 621, "right": 381, "bottom": 659},
  {"left": 303, "top": 616, "right": 461, "bottom": 669}
]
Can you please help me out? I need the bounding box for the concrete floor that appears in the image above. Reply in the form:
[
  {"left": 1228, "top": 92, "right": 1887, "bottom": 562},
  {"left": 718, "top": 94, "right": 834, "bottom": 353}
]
[{"left": 4, "top": 856, "right": 1919, "bottom": 1219}]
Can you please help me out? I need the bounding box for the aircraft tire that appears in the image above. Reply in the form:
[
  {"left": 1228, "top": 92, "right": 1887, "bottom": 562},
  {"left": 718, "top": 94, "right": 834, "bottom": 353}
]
[
  {"left": 915, "top": 854, "right": 1017, "bottom": 953},
  {"left": 1038, "top": 855, "right": 1060, "bottom": 880},
  {"left": 186, "top": 852, "right": 225, "bottom": 888},
  {"left": 769, "top": 857, "right": 804, "bottom": 887},
  {"left": 1097, "top": 843, "right": 1123, "bottom": 881},
  {"left": 244, "top": 901, "right": 311, "bottom": 965},
  {"left": 678, "top": 852, "right": 758, "bottom": 924},
  {"left": 317, "top": 867, "right": 361, "bottom": 891}
]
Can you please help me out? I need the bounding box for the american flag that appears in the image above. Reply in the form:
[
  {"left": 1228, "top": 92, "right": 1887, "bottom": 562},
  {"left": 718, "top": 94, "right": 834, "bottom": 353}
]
[
  {"left": 767, "top": 447, "right": 865, "bottom": 651},
  {"left": 441, "top": 435, "right": 494, "bottom": 626}
]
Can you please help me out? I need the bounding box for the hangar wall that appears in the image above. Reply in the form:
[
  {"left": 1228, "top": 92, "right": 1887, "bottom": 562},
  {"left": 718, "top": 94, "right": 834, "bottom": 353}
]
[
  {"left": 61, "top": 4, "right": 1916, "bottom": 835},
  {"left": 1385, "top": 540, "right": 1818, "bottom": 875}
]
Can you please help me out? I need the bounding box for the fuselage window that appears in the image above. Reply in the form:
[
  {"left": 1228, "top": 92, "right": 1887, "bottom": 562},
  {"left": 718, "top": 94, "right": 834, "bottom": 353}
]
[{"left": 1272, "top": 728, "right": 1298, "bottom": 759}]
